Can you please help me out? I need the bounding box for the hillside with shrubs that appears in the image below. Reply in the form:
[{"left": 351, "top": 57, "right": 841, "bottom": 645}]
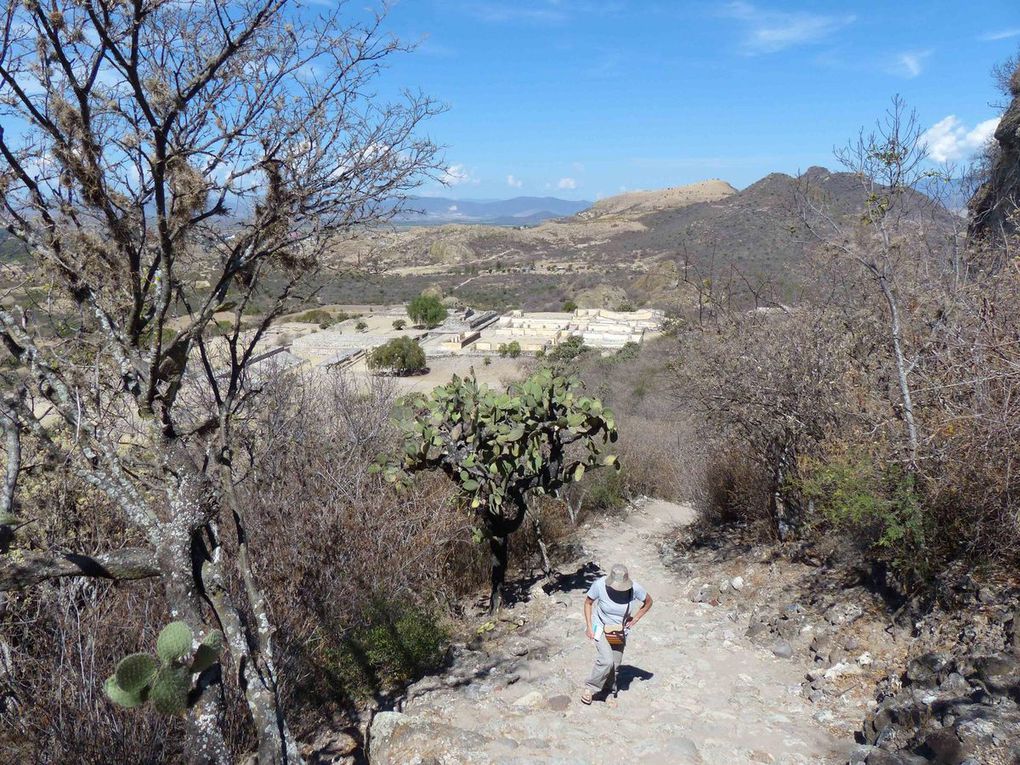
[{"left": 0, "top": 0, "right": 1018, "bottom": 761}]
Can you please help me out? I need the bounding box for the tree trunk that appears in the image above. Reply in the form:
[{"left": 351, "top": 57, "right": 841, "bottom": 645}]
[
  {"left": 488, "top": 533, "right": 508, "bottom": 614},
  {"left": 768, "top": 439, "right": 799, "bottom": 541},
  {"left": 527, "top": 506, "right": 552, "bottom": 578},
  {"left": 156, "top": 528, "right": 231, "bottom": 765},
  {"left": 217, "top": 446, "right": 303, "bottom": 764},
  {"left": 0, "top": 391, "right": 21, "bottom": 521},
  {"left": 200, "top": 521, "right": 304, "bottom": 765},
  {"left": 878, "top": 275, "right": 919, "bottom": 467}
]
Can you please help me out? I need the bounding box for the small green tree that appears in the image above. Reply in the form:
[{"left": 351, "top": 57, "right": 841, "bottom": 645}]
[
  {"left": 563, "top": 299, "right": 578, "bottom": 312},
  {"left": 367, "top": 337, "right": 427, "bottom": 375},
  {"left": 393, "top": 319, "right": 408, "bottom": 331},
  {"left": 355, "top": 319, "right": 369, "bottom": 332},
  {"left": 407, "top": 294, "right": 448, "bottom": 328},
  {"left": 545, "top": 335, "right": 589, "bottom": 370},
  {"left": 384, "top": 370, "right": 618, "bottom": 611}
]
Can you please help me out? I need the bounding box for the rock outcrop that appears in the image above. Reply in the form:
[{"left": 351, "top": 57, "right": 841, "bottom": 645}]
[{"left": 968, "top": 64, "right": 1020, "bottom": 243}]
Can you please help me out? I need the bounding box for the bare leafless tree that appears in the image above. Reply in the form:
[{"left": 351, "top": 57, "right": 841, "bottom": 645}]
[
  {"left": 0, "top": 0, "right": 441, "bottom": 760},
  {"left": 798, "top": 97, "right": 961, "bottom": 468}
]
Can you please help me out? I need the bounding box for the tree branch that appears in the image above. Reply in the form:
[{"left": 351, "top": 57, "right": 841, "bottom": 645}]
[{"left": 0, "top": 546, "right": 160, "bottom": 590}]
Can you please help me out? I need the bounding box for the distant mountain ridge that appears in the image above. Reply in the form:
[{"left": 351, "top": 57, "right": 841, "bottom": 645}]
[{"left": 396, "top": 196, "right": 591, "bottom": 226}]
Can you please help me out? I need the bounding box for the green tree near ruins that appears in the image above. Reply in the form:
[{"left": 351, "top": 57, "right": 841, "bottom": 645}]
[
  {"left": 498, "top": 341, "right": 522, "bottom": 358},
  {"left": 368, "top": 337, "right": 427, "bottom": 375},
  {"left": 382, "top": 369, "right": 618, "bottom": 612},
  {"left": 407, "top": 294, "right": 448, "bottom": 328}
]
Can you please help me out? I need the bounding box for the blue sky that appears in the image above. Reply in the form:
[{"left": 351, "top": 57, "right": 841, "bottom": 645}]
[{"left": 373, "top": 0, "right": 1018, "bottom": 200}]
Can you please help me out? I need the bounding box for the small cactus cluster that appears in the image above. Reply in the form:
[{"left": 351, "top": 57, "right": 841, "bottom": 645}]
[{"left": 104, "top": 621, "right": 223, "bottom": 715}]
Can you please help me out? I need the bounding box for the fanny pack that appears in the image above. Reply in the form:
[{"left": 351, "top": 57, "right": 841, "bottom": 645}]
[
  {"left": 604, "top": 624, "right": 626, "bottom": 647},
  {"left": 603, "top": 598, "right": 630, "bottom": 647}
]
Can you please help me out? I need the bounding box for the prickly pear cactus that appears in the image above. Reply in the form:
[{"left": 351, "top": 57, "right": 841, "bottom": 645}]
[
  {"left": 383, "top": 369, "right": 619, "bottom": 528},
  {"left": 104, "top": 622, "right": 223, "bottom": 716}
]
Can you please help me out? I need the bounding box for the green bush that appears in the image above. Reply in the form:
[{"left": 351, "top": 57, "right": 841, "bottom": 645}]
[
  {"left": 615, "top": 342, "right": 641, "bottom": 362},
  {"left": 497, "top": 340, "right": 522, "bottom": 358},
  {"left": 368, "top": 337, "right": 426, "bottom": 375},
  {"left": 355, "top": 320, "right": 368, "bottom": 332},
  {"left": 407, "top": 294, "right": 447, "bottom": 328},
  {"left": 562, "top": 299, "right": 578, "bottom": 312},
  {"left": 292, "top": 308, "right": 352, "bottom": 328},
  {"left": 545, "top": 335, "right": 588, "bottom": 367},
  {"left": 393, "top": 319, "right": 407, "bottom": 331},
  {"left": 582, "top": 468, "right": 628, "bottom": 514},
  {"left": 795, "top": 451, "right": 928, "bottom": 579},
  {"left": 323, "top": 600, "right": 448, "bottom": 698}
]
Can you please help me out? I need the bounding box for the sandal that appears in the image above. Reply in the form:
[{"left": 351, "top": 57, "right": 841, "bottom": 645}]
[{"left": 580, "top": 689, "right": 593, "bottom": 705}]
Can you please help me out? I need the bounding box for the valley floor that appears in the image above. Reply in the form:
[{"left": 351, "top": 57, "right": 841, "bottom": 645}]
[{"left": 368, "top": 499, "right": 848, "bottom": 764}]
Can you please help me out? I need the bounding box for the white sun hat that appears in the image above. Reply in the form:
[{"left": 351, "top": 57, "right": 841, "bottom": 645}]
[{"left": 606, "top": 564, "right": 633, "bottom": 592}]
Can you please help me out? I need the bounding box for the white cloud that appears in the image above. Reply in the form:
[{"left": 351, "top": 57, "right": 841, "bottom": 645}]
[
  {"left": 506, "top": 174, "right": 523, "bottom": 188},
  {"left": 463, "top": 1, "right": 622, "bottom": 24},
  {"left": 893, "top": 50, "right": 931, "bottom": 79},
  {"left": 922, "top": 116, "right": 999, "bottom": 162},
  {"left": 465, "top": 2, "right": 567, "bottom": 24},
  {"left": 448, "top": 205, "right": 458, "bottom": 212},
  {"left": 441, "top": 163, "right": 479, "bottom": 186},
  {"left": 557, "top": 177, "right": 578, "bottom": 190},
  {"left": 980, "top": 28, "right": 1020, "bottom": 41},
  {"left": 720, "top": 1, "right": 855, "bottom": 54}
]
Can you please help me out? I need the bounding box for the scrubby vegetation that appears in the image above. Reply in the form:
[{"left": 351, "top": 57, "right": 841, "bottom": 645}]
[
  {"left": 497, "top": 340, "right": 522, "bottom": 358},
  {"left": 671, "top": 97, "right": 1020, "bottom": 596},
  {"left": 291, "top": 308, "right": 356, "bottom": 329},
  {"left": 367, "top": 336, "right": 427, "bottom": 375}
]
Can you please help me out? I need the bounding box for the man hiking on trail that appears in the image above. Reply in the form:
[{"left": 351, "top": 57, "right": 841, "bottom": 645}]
[{"left": 581, "top": 563, "right": 653, "bottom": 704}]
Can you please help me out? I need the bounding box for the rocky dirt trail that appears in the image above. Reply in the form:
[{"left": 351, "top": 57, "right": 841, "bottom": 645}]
[{"left": 369, "top": 499, "right": 850, "bottom": 764}]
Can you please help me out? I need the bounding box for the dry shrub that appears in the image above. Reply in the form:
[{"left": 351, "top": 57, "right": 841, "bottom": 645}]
[
  {"left": 232, "top": 369, "right": 487, "bottom": 729},
  {"left": 917, "top": 262, "right": 1020, "bottom": 570},
  {"left": 672, "top": 310, "right": 861, "bottom": 538},
  {"left": 700, "top": 444, "right": 772, "bottom": 529},
  {"left": 0, "top": 468, "right": 180, "bottom": 763},
  {"left": 571, "top": 338, "right": 704, "bottom": 509},
  {"left": 671, "top": 229, "right": 1020, "bottom": 589}
]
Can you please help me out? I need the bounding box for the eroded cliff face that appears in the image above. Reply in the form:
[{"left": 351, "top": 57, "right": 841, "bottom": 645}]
[{"left": 968, "top": 65, "right": 1020, "bottom": 242}]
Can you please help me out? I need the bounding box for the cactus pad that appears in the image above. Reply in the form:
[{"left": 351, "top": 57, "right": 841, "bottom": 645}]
[
  {"left": 150, "top": 666, "right": 190, "bottom": 715},
  {"left": 104, "top": 675, "right": 144, "bottom": 708},
  {"left": 190, "top": 631, "right": 224, "bottom": 673},
  {"left": 115, "top": 652, "right": 158, "bottom": 693},
  {"left": 156, "top": 621, "right": 193, "bottom": 664}
]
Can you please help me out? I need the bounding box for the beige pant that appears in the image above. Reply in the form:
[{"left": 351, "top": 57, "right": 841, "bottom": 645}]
[{"left": 585, "top": 633, "right": 624, "bottom": 692}]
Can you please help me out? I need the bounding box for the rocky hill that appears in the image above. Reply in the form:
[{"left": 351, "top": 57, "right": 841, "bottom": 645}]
[
  {"left": 579, "top": 180, "right": 737, "bottom": 220},
  {"left": 321, "top": 168, "right": 951, "bottom": 312},
  {"left": 969, "top": 65, "right": 1020, "bottom": 244}
]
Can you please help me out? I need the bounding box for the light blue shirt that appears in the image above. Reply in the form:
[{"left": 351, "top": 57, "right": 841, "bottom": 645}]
[{"left": 586, "top": 576, "right": 647, "bottom": 629}]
